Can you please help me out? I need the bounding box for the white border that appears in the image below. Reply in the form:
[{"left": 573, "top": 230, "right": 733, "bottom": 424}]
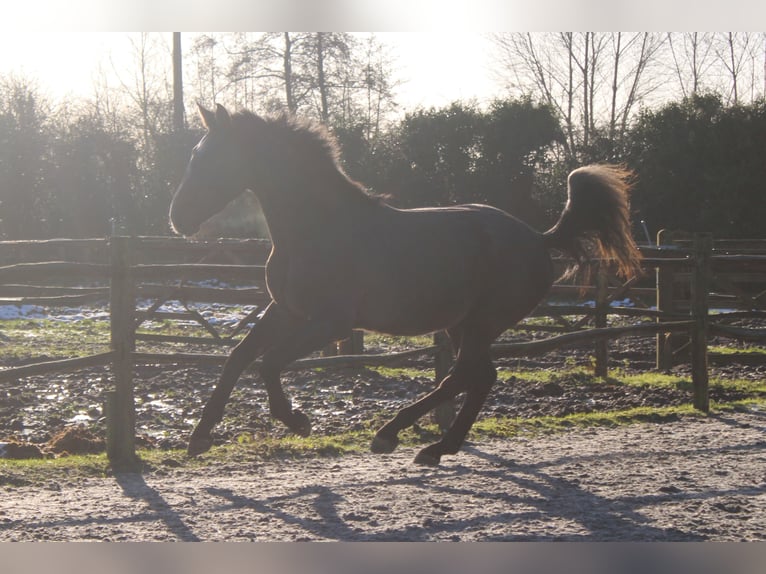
[{"left": 3, "top": 0, "right": 760, "bottom": 32}]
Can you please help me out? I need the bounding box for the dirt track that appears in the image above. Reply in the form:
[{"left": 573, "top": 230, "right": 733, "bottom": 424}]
[{"left": 1, "top": 409, "right": 764, "bottom": 541}]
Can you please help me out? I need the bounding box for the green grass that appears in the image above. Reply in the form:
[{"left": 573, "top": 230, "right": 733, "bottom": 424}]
[
  {"left": 3, "top": 396, "right": 764, "bottom": 488},
  {"left": 709, "top": 345, "right": 766, "bottom": 356},
  {"left": 368, "top": 366, "right": 434, "bottom": 379},
  {"left": 363, "top": 332, "right": 434, "bottom": 349},
  {"left": 0, "top": 315, "right": 235, "bottom": 362},
  {"left": 0, "top": 452, "right": 113, "bottom": 486},
  {"left": 497, "top": 365, "right": 766, "bottom": 394},
  {"left": 368, "top": 362, "right": 763, "bottom": 392},
  {"left": 3, "top": 318, "right": 765, "bottom": 486},
  {"left": 469, "top": 404, "right": 699, "bottom": 440},
  {"left": 0, "top": 318, "right": 111, "bottom": 360}
]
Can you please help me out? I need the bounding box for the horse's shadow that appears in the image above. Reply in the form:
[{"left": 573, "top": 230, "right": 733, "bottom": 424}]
[
  {"left": 202, "top": 433, "right": 766, "bottom": 542},
  {"left": 5, "top": 425, "right": 763, "bottom": 541}
]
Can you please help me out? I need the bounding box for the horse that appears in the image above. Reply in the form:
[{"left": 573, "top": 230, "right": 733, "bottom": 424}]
[{"left": 169, "top": 103, "right": 642, "bottom": 466}]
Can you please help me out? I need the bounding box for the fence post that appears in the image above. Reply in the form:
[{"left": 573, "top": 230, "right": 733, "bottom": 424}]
[
  {"left": 690, "top": 233, "right": 712, "bottom": 412},
  {"left": 656, "top": 229, "right": 678, "bottom": 369},
  {"left": 594, "top": 262, "right": 609, "bottom": 378},
  {"left": 338, "top": 330, "right": 365, "bottom": 355},
  {"left": 106, "top": 236, "right": 140, "bottom": 471},
  {"left": 431, "top": 330, "right": 455, "bottom": 432}
]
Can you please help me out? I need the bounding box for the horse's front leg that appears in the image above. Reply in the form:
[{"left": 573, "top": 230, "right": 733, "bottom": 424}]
[
  {"left": 257, "top": 312, "right": 353, "bottom": 437},
  {"left": 188, "top": 301, "right": 299, "bottom": 456}
]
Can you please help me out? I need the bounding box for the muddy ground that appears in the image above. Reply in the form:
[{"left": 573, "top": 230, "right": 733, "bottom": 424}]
[
  {"left": 1, "top": 330, "right": 764, "bottom": 451},
  {"left": 1, "top": 326, "right": 765, "bottom": 540},
  {"left": 1, "top": 409, "right": 765, "bottom": 541}
]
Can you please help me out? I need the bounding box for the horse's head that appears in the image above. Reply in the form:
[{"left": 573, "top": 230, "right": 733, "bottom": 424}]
[{"left": 169, "top": 104, "right": 253, "bottom": 237}]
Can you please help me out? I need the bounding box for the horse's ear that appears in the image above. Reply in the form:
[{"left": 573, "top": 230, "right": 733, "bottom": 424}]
[
  {"left": 215, "top": 104, "right": 232, "bottom": 129},
  {"left": 198, "top": 104, "right": 217, "bottom": 131}
]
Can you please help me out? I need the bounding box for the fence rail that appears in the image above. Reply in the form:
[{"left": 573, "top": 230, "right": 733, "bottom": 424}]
[{"left": 1, "top": 233, "right": 765, "bottom": 469}]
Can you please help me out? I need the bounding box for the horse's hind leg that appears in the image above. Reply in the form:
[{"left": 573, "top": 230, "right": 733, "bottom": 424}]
[
  {"left": 370, "top": 367, "right": 470, "bottom": 455},
  {"left": 372, "top": 335, "right": 497, "bottom": 466},
  {"left": 414, "top": 355, "right": 496, "bottom": 466},
  {"left": 370, "top": 327, "right": 465, "bottom": 453},
  {"left": 188, "top": 302, "right": 298, "bottom": 456}
]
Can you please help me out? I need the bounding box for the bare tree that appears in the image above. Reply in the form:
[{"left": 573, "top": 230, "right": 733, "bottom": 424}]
[
  {"left": 111, "top": 33, "right": 173, "bottom": 159},
  {"left": 189, "top": 34, "right": 225, "bottom": 107},
  {"left": 663, "top": 33, "right": 766, "bottom": 104},
  {"left": 213, "top": 33, "right": 321, "bottom": 115},
  {"left": 715, "top": 32, "right": 760, "bottom": 104},
  {"left": 172, "top": 32, "right": 185, "bottom": 133},
  {"left": 608, "top": 33, "right": 666, "bottom": 141},
  {"left": 666, "top": 32, "right": 716, "bottom": 98},
  {"left": 89, "top": 60, "right": 124, "bottom": 135},
  {"left": 494, "top": 33, "right": 575, "bottom": 157},
  {"left": 214, "top": 32, "right": 292, "bottom": 112},
  {"left": 357, "top": 34, "right": 400, "bottom": 142},
  {"left": 564, "top": 32, "right": 608, "bottom": 149},
  {"left": 283, "top": 33, "right": 296, "bottom": 113},
  {"left": 493, "top": 32, "right": 666, "bottom": 160}
]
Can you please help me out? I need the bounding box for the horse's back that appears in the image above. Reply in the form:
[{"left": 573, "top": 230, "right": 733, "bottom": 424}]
[
  {"left": 453, "top": 204, "right": 554, "bottom": 322},
  {"left": 353, "top": 203, "right": 553, "bottom": 335}
]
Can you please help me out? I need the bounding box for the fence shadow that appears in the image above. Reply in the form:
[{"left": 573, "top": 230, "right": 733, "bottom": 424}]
[
  {"left": 2, "top": 423, "right": 764, "bottom": 541},
  {"left": 198, "top": 431, "right": 766, "bottom": 542},
  {"left": 201, "top": 458, "right": 700, "bottom": 541},
  {"left": 112, "top": 472, "right": 201, "bottom": 541}
]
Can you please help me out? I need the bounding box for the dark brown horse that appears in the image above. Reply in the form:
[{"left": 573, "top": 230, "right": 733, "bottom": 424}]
[{"left": 169, "top": 104, "right": 642, "bottom": 465}]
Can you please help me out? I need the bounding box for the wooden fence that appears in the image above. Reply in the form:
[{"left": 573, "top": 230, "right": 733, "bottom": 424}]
[{"left": 1, "top": 233, "right": 765, "bottom": 469}]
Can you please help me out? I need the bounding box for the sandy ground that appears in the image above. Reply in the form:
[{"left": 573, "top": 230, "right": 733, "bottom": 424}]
[{"left": 1, "top": 409, "right": 765, "bottom": 541}]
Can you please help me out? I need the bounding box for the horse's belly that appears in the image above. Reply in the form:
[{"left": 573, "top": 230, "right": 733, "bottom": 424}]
[
  {"left": 356, "top": 311, "right": 462, "bottom": 337},
  {"left": 355, "top": 280, "right": 477, "bottom": 336}
]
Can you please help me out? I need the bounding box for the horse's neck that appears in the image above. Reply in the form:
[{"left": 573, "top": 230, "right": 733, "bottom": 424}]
[{"left": 254, "top": 176, "right": 374, "bottom": 250}]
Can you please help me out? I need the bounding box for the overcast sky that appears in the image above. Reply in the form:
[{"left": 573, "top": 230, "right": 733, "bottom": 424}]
[{"left": 0, "top": 32, "right": 502, "bottom": 112}]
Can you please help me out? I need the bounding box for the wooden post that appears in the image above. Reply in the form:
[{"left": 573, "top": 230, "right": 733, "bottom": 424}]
[
  {"left": 656, "top": 229, "right": 677, "bottom": 369},
  {"left": 322, "top": 341, "right": 338, "bottom": 356},
  {"left": 594, "top": 262, "right": 609, "bottom": 378},
  {"left": 338, "top": 330, "right": 364, "bottom": 355},
  {"left": 107, "top": 236, "right": 140, "bottom": 471},
  {"left": 431, "top": 330, "right": 456, "bottom": 432},
  {"left": 690, "top": 233, "right": 712, "bottom": 412}
]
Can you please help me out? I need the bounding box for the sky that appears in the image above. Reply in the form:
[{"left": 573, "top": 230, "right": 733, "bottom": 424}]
[
  {"left": 376, "top": 33, "right": 502, "bottom": 109},
  {"left": 1, "top": 0, "right": 759, "bottom": 113},
  {"left": 0, "top": 32, "right": 501, "bottom": 112},
  {"left": 2, "top": 0, "right": 759, "bottom": 32}
]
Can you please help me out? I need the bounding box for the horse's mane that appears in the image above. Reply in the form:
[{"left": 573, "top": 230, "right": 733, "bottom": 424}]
[
  {"left": 242, "top": 111, "right": 342, "bottom": 166},
  {"left": 231, "top": 110, "right": 380, "bottom": 205}
]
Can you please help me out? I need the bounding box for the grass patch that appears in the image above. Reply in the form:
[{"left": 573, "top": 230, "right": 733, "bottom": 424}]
[
  {"left": 498, "top": 365, "right": 766, "bottom": 395},
  {"left": 231, "top": 429, "right": 373, "bottom": 458},
  {"left": 363, "top": 333, "right": 434, "bottom": 349},
  {"left": 469, "top": 404, "right": 700, "bottom": 441},
  {"left": 609, "top": 369, "right": 766, "bottom": 394},
  {"left": 709, "top": 345, "right": 766, "bottom": 356},
  {"left": 0, "top": 318, "right": 110, "bottom": 360},
  {"left": 0, "top": 314, "right": 241, "bottom": 362},
  {"left": 3, "top": 397, "right": 764, "bottom": 488},
  {"left": 0, "top": 452, "right": 112, "bottom": 487},
  {"left": 368, "top": 366, "right": 434, "bottom": 379}
]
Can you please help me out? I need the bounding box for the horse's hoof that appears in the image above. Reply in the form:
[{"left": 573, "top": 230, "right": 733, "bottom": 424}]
[
  {"left": 370, "top": 433, "right": 399, "bottom": 454},
  {"left": 187, "top": 435, "right": 214, "bottom": 457},
  {"left": 289, "top": 410, "right": 311, "bottom": 437},
  {"left": 413, "top": 447, "right": 441, "bottom": 466}
]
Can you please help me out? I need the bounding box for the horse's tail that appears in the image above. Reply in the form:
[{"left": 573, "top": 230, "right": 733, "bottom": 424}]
[{"left": 543, "top": 164, "right": 643, "bottom": 281}]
